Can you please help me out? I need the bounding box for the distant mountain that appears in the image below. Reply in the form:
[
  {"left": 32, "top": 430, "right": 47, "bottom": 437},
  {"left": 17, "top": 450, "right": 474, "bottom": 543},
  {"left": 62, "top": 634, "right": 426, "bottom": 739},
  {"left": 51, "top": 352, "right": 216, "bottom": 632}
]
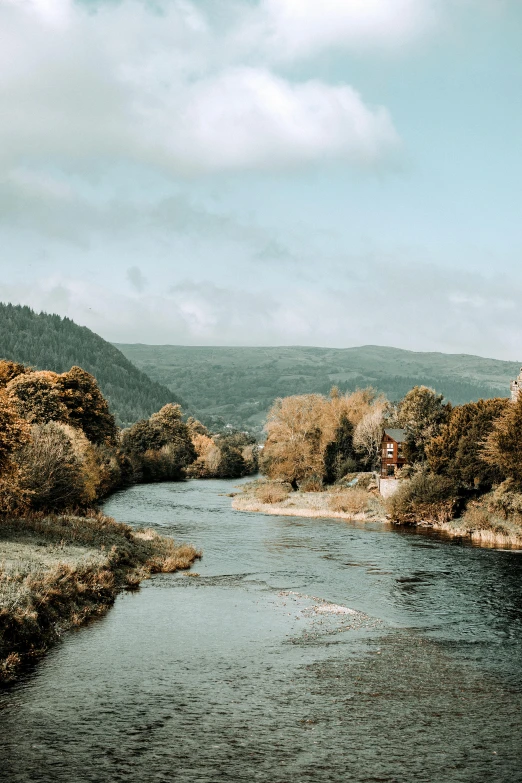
[
  {"left": 115, "top": 343, "right": 520, "bottom": 435},
  {"left": 0, "top": 304, "right": 185, "bottom": 426}
]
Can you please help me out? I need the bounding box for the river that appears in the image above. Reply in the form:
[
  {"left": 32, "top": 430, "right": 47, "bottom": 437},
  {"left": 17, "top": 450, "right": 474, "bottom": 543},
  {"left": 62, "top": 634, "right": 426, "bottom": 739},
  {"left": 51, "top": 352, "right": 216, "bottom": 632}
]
[{"left": 1, "top": 478, "right": 522, "bottom": 782}]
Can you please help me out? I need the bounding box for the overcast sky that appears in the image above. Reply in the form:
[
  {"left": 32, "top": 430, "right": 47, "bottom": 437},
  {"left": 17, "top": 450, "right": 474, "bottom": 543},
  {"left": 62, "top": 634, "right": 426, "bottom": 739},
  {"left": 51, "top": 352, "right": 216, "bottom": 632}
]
[{"left": 1, "top": 0, "right": 521, "bottom": 358}]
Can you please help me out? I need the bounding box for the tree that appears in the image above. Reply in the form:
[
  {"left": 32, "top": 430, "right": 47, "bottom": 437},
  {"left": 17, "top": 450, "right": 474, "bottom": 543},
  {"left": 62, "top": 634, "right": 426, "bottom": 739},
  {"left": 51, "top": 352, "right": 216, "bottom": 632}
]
[
  {"left": 261, "top": 389, "right": 386, "bottom": 486},
  {"left": 323, "top": 415, "right": 356, "bottom": 483},
  {"left": 0, "top": 390, "right": 30, "bottom": 472},
  {"left": 0, "top": 390, "right": 31, "bottom": 513},
  {"left": 216, "top": 443, "right": 246, "bottom": 478},
  {"left": 353, "top": 404, "right": 386, "bottom": 470},
  {"left": 57, "top": 366, "right": 118, "bottom": 445},
  {"left": 397, "top": 386, "right": 451, "bottom": 463},
  {"left": 0, "top": 359, "right": 27, "bottom": 387},
  {"left": 7, "top": 371, "right": 68, "bottom": 425},
  {"left": 16, "top": 422, "right": 87, "bottom": 511},
  {"left": 427, "top": 398, "right": 508, "bottom": 490},
  {"left": 482, "top": 395, "right": 522, "bottom": 487},
  {"left": 261, "top": 395, "right": 330, "bottom": 486},
  {"left": 121, "top": 419, "right": 163, "bottom": 454},
  {"left": 120, "top": 404, "right": 196, "bottom": 481}
]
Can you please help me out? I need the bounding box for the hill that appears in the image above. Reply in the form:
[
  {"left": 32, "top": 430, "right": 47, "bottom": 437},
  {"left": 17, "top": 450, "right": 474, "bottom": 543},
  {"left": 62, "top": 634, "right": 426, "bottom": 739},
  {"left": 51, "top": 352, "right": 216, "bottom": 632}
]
[
  {"left": 115, "top": 343, "right": 520, "bottom": 435},
  {"left": 0, "top": 303, "right": 185, "bottom": 426}
]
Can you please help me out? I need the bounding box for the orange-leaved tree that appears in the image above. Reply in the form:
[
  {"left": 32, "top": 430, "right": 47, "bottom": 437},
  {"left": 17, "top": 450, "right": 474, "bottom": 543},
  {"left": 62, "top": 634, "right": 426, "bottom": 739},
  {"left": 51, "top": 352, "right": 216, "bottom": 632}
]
[
  {"left": 0, "top": 389, "right": 31, "bottom": 513},
  {"left": 482, "top": 395, "right": 522, "bottom": 487}
]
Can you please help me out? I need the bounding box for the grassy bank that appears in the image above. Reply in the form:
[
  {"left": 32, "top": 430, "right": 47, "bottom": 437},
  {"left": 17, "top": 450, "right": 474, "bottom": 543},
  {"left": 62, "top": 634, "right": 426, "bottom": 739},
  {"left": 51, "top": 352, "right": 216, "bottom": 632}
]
[
  {"left": 231, "top": 479, "right": 386, "bottom": 523},
  {"left": 232, "top": 479, "right": 522, "bottom": 549},
  {"left": 416, "top": 502, "right": 522, "bottom": 548},
  {"left": 0, "top": 512, "right": 200, "bottom": 684}
]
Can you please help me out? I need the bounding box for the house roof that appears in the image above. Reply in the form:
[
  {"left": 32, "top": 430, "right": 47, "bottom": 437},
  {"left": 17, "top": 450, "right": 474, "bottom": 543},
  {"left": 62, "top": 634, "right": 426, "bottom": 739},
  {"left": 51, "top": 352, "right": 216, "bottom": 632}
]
[{"left": 384, "top": 428, "right": 406, "bottom": 443}]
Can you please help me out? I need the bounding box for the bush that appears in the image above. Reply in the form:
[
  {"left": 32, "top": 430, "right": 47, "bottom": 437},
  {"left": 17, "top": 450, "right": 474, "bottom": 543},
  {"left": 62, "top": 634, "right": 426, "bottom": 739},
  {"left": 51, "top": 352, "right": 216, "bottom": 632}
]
[
  {"left": 16, "top": 422, "right": 89, "bottom": 511},
  {"left": 487, "top": 480, "right": 522, "bottom": 520},
  {"left": 255, "top": 483, "right": 291, "bottom": 504},
  {"left": 299, "top": 476, "right": 324, "bottom": 492},
  {"left": 329, "top": 488, "right": 369, "bottom": 515},
  {"left": 388, "top": 472, "right": 458, "bottom": 525}
]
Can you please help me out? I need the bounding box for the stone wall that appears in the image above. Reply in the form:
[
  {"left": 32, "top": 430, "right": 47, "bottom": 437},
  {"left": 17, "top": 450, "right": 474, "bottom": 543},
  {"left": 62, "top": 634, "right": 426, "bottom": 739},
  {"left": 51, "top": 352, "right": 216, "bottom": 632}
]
[{"left": 379, "top": 477, "right": 400, "bottom": 498}]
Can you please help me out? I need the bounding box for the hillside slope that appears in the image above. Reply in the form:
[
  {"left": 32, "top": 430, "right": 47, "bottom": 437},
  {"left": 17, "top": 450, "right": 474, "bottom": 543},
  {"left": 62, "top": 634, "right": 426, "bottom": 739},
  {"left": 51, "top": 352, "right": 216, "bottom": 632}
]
[
  {"left": 0, "top": 304, "right": 185, "bottom": 426},
  {"left": 115, "top": 343, "right": 520, "bottom": 434}
]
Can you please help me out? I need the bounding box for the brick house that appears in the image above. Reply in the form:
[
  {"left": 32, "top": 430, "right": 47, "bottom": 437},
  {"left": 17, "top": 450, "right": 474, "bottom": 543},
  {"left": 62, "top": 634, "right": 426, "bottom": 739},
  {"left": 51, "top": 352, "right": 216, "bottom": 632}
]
[{"left": 380, "top": 428, "right": 406, "bottom": 478}]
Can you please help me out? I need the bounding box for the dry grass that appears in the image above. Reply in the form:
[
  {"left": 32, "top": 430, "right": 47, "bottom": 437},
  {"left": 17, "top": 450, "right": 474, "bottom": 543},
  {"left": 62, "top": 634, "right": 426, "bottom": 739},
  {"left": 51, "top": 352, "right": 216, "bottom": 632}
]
[
  {"left": 255, "top": 483, "right": 290, "bottom": 504},
  {"left": 0, "top": 513, "right": 201, "bottom": 683},
  {"left": 329, "top": 489, "right": 369, "bottom": 515},
  {"left": 233, "top": 479, "right": 384, "bottom": 522},
  {"left": 444, "top": 499, "right": 522, "bottom": 548}
]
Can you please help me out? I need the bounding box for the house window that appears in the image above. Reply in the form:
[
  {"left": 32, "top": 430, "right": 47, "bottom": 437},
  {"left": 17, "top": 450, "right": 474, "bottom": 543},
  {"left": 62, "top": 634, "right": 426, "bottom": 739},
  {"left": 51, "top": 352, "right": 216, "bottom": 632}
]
[{"left": 386, "top": 443, "right": 394, "bottom": 458}]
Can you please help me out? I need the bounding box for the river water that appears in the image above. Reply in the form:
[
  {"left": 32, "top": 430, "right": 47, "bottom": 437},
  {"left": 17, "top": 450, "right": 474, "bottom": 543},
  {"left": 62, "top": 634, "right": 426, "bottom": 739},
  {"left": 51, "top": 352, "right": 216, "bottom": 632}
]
[{"left": 1, "top": 478, "right": 522, "bottom": 782}]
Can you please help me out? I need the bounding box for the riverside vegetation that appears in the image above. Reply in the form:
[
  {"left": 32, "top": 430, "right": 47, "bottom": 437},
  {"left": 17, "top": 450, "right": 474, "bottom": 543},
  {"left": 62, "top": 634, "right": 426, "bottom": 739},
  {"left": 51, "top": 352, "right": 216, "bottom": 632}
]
[
  {"left": 0, "top": 358, "right": 257, "bottom": 682},
  {"left": 233, "top": 386, "right": 522, "bottom": 548}
]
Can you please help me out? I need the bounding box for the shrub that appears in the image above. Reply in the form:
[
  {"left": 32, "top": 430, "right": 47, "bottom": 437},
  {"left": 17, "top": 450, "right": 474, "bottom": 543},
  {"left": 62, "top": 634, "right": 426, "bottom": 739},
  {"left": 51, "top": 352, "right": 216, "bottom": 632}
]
[
  {"left": 255, "top": 483, "right": 290, "bottom": 504},
  {"left": 299, "top": 476, "right": 324, "bottom": 492},
  {"left": 459, "top": 502, "right": 496, "bottom": 531},
  {"left": 487, "top": 480, "right": 522, "bottom": 520},
  {"left": 388, "top": 472, "right": 458, "bottom": 525},
  {"left": 16, "top": 422, "right": 88, "bottom": 511},
  {"left": 329, "top": 488, "right": 369, "bottom": 515}
]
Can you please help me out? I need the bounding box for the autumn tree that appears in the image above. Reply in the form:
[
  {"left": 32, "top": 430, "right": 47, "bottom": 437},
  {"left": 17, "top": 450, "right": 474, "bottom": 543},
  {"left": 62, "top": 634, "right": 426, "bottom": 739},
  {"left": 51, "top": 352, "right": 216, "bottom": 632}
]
[
  {"left": 261, "top": 389, "right": 384, "bottom": 486},
  {"left": 7, "top": 371, "right": 68, "bottom": 425},
  {"left": 121, "top": 404, "right": 196, "bottom": 481},
  {"left": 261, "top": 394, "right": 330, "bottom": 486},
  {"left": 0, "top": 390, "right": 31, "bottom": 513},
  {"left": 427, "top": 398, "right": 508, "bottom": 490},
  {"left": 0, "top": 359, "right": 28, "bottom": 387},
  {"left": 16, "top": 422, "right": 88, "bottom": 511},
  {"left": 57, "top": 366, "right": 118, "bottom": 445},
  {"left": 482, "top": 395, "right": 522, "bottom": 487}
]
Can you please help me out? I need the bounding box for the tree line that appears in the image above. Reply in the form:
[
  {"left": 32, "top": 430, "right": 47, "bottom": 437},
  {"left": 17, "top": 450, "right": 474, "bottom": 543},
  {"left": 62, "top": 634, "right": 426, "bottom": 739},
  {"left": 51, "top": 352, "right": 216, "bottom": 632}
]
[{"left": 0, "top": 360, "right": 257, "bottom": 515}]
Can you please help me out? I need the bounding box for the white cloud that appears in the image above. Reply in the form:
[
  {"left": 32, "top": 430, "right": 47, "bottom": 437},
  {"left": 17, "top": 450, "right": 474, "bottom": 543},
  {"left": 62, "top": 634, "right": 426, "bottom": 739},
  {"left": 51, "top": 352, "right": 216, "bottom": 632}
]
[
  {"left": 140, "top": 68, "right": 398, "bottom": 172},
  {"left": 241, "top": 0, "right": 438, "bottom": 61},
  {"left": 0, "top": 0, "right": 399, "bottom": 178}
]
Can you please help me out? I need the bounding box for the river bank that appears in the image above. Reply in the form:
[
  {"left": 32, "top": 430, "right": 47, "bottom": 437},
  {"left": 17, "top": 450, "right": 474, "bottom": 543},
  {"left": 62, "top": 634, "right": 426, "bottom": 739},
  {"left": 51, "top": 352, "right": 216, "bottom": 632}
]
[
  {"left": 232, "top": 480, "right": 522, "bottom": 549},
  {"left": 231, "top": 479, "right": 386, "bottom": 523},
  {"left": 0, "top": 511, "right": 200, "bottom": 684}
]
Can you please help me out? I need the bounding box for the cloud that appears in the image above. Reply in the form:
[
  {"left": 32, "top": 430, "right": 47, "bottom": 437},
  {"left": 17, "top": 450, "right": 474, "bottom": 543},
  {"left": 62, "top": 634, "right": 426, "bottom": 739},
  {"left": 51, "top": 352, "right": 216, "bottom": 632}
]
[
  {"left": 127, "top": 266, "right": 148, "bottom": 293},
  {"left": 0, "top": 0, "right": 400, "bottom": 178},
  {"left": 2, "top": 260, "right": 521, "bottom": 360},
  {"left": 240, "top": 0, "right": 439, "bottom": 61}
]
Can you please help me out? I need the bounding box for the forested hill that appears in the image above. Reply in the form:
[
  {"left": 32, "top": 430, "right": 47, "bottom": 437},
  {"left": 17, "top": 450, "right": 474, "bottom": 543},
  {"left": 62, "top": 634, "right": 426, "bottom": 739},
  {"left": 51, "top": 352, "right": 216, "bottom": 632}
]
[
  {"left": 115, "top": 343, "right": 520, "bottom": 435},
  {"left": 0, "top": 304, "right": 185, "bottom": 426}
]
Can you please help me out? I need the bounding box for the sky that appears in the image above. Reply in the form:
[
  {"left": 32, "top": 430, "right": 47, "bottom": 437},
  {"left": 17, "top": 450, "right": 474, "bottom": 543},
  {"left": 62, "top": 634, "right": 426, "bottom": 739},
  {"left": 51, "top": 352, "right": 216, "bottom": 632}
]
[{"left": 1, "top": 0, "right": 521, "bottom": 358}]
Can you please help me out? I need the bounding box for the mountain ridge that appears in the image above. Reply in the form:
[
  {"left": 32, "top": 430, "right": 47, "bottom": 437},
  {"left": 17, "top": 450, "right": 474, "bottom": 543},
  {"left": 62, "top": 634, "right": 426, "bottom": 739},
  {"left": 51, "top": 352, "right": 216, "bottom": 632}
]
[{"left": 115, "top": 343, "right": 520, "bottom": 434}]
